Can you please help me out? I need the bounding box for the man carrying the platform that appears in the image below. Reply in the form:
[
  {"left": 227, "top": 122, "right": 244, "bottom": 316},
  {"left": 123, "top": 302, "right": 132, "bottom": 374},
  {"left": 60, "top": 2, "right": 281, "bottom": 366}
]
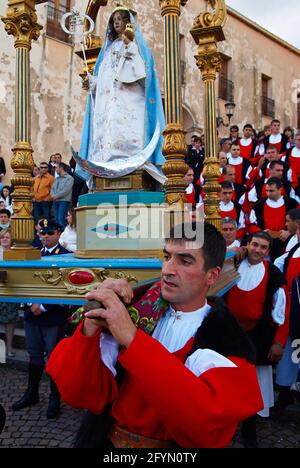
[{"left": 47, "top": 222, "right": 263, "bottom": 448}]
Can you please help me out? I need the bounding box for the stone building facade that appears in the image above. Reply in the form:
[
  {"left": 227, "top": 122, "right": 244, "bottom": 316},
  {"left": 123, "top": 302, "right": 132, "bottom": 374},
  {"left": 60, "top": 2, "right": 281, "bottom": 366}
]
[{"left": 1, "top": 0, "right": 300, "bottom": 184}]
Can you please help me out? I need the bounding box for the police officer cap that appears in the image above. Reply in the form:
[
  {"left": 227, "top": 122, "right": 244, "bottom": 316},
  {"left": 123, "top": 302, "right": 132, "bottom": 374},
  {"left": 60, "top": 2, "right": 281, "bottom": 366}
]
[{"left": 39, "top": 219, "right": 62, "bottom": 234}]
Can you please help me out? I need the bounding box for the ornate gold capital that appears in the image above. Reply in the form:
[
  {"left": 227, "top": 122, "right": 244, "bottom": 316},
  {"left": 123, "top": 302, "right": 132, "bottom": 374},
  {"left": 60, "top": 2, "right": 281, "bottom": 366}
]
[
  {"left": 195, "top": 43, "right": 222, "bottom": 81},
  {"left": 2, "top": 0, "right": 42, "bottom": 48},
  {"left": 160, "top": 0, "right": 184, "bottom": 16}
]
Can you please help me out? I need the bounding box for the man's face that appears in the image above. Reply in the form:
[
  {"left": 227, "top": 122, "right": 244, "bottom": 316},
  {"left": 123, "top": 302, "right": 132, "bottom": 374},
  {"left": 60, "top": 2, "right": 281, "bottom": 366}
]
[
  {"left": 220, "top": 188, "right": 233, "bottom": 204},
  {"left": 184, "top": 169, "right": 194, "bottom": 185},
  {"left": 266, "top": 149, "right": 279, "bottom": 162},
  {"left": 243, "top": 127, "right": 252, "bottom": 139},
  {"left": 113, "top": 11, "right": 125, "bottom": 34},
  {"left": 41, "top": 230, "right": 61, "bottom": 249},
  {"left": 271, "top": 122, "right": 280, "bottom": 135},
  {"left": 55, "top": 154, "right": 62, "bottom": 164},
  {"left": 219, "top": 153, "right": 227, "bottom": 168},
  {"left": 286, "top": 215, "right": 299, "bottom": 234},
  {"left": 230, "top": 129, "right": 238, "bottom": 140},
  {"left": 194, "top": 140, "right": 201, "bottom": 150},
  {"left": 266, "top": 183, "right": 281, "bottom": 201},
  {"left": 222, "top": 222, "right": 237, "bottom": 245},
  {"left": 247, "top": 237, "right": 270, "bottom": 265},
  {"left": 269, "top": 164, "right": 283, "bottom": 179},
  {"left": 295, "top": 136, "right": 300, "bottom": 149},
  {"left": 0, "top": 214, "right": 9, "bottom": 225},
  {"left": 224, "top": 167, "right": 235, "bottom": 183},
  {"left": 231, "top": 145, "right": 240, "bottom": 158},
  {"left": 161, "top": 241, "right": 220, "bottom": 311},
  {"left": 39, "top": 164, "right": 49, "bottom": 175}
]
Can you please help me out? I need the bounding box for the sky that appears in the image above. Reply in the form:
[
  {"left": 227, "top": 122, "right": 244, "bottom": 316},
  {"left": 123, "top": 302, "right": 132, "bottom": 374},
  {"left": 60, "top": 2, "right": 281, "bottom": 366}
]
[{"left": 226, "top": 0, "right": 300, "bottom": 49}]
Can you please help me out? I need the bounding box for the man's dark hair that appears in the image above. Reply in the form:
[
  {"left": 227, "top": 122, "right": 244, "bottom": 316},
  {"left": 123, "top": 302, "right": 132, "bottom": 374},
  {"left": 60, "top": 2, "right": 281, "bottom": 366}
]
[
  {"left": 267, "top": 177, "right": 282, "bottom": 189},
  {"left": 58, "top": 162, "right": 67, "bottom": 172},
  {"left": 267, "top": 145, "right": 279, "bottom": 153},
  {"left": 166, "top": 221, "right": 226, "bottom": 271},
  {"left": 271, "top": 119, "right": 280, "bottom": 125},
  {"left": 220, "top": 181, "right": 233, "bottom": 190},
  {"left": 230, "top": 125, "right": 239, "bottom": 132},
  {"left": 269, "top": 160, "right": 284, "bottom": 170},
  {"left": 248, "top": 231, "right": 272, "bottom": 248},
  {"left": 231, "top": 142, "right": 240, "bottom": 149},
  {"left": 243, "top": 124, "right": 253, "bottom": 130},
  {"left": 287, "top": 208, "right": 300, "bottom": 221},
  {"left": 0, "top": 209, "right": 11, "bottom": 218}
]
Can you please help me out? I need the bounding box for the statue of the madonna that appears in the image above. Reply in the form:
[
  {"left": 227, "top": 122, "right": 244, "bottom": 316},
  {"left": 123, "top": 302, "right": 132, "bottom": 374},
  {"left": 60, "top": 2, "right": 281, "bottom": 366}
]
[{"left": 76, "top": 2, "right": 166, "bottom": 183}]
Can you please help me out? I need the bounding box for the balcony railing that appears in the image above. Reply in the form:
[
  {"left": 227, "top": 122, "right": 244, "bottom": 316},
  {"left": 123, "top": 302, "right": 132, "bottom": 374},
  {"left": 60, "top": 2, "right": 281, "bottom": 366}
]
[
  {"left": 46, "top": 2, "right": 72, "bottom": 44},
  {"left": 262, "top": 96, "right": 275, "bottom": 118},
  {"left": 219, "top": 76, "right": 234, "bottom": 102}
]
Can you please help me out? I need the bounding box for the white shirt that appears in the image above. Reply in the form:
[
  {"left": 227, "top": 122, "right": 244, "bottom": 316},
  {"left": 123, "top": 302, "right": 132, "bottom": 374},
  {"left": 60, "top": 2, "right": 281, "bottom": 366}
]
[
  {"left": 237, "top": 260, "right": 286, "bottom": 325},
  {"left": 100, "top": 302, "right": 236, "bottom": 377},
  {"left": 59, "top": 226, "right": 77, "bottom": 253}
]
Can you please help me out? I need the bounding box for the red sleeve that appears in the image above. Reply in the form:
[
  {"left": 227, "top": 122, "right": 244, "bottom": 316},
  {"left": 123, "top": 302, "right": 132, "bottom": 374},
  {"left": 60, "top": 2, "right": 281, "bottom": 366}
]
[
  {"left": 119, "top": 330, "right": 263, "bottom": 448},
  {"left": 46, "top": 322, "right": 118, "bottom": 414},
  {"left": 273, "top": 287, "right": 290, "bottom": 347}
]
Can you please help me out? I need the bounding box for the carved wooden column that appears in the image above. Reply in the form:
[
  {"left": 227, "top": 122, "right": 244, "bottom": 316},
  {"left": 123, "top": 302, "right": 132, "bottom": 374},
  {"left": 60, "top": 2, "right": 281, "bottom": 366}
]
[
  {"left": 190, "top": 0, "right": 227, "bottom": 230},
  {"left": 160, "top": 0, "right": 188, "bottom": 211},
  {"left": 2, "top": 0, "right": 42, "bottom": 259}
]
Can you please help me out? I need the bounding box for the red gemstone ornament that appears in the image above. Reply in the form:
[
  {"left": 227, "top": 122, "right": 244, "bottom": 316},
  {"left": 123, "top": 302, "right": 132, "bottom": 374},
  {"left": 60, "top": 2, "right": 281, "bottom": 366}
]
[{"left": 68, "top": 271, "right": 94, "bottom": 285}]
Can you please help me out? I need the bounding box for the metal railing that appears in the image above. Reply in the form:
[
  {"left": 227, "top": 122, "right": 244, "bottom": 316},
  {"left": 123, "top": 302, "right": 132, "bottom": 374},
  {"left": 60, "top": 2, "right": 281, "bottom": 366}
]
[
  {"left": 262, "top": 95, "right": 275, "bottom": 118},
  {"left": 219, "top": 75, "right": 234, "bottom": 102},
  {"left": 46, "top": 1, "right": 72, "bottom": 44}
]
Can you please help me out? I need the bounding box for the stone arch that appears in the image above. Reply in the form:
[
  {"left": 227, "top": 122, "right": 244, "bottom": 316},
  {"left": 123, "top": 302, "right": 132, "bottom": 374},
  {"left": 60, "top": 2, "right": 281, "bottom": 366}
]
[{"left": 182, "top": 103, "right": 202, "bottom": 141}]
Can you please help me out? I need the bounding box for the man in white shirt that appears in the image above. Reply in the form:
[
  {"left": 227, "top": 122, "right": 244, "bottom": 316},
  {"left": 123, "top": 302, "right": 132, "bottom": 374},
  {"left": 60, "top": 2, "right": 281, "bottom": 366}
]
[{"left": 47, "top": 222, "right": 263, "bottom": 448}]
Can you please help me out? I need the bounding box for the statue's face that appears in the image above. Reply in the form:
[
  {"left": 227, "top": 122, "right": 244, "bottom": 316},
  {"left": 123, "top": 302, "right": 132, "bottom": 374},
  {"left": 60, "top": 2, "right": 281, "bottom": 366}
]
[{"left": 112, "top": 11, "right": 125, "bottom": 34}]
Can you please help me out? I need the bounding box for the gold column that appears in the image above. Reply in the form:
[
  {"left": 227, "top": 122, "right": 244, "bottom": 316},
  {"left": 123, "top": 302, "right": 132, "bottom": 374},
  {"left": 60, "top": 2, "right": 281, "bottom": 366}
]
[
  {"left": 2, "top": 0, "right": 42, "bottom": 260},
  {"left": 190, "top": 0, "right": 227, "bottom": 230},
  {"left": 160, "top": 0, "right": 188, "bottom": 209}
]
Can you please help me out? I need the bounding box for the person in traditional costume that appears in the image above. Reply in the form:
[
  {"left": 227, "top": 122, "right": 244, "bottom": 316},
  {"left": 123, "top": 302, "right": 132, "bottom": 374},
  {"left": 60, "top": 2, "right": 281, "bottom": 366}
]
[
  {"left": 225, "top": 231, "right": 289, "bottom": 447},
  {"left": 274, "top": 219, "right": 300, "bottom": 409},
  {"left": 238, "top": 124, "right": 257, "bottom": 164},
  {"left": 46, "top": 222, "right": 263, "bottom": 448},
  {"left": 227, "top": 142, "right": 252, "bottom": 186},
  {"left": 263, "top": 119, "right": 288, "bottom": 156},
  {"left": 253, "top": 177, "right": 298, "bottom": 260},
  {"left": 77, "top": 3, "right": 165, "bottom": 184}
]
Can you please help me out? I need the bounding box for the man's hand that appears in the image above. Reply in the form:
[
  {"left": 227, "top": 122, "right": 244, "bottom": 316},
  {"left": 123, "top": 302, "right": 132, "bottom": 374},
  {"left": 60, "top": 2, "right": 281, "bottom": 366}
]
[
  {"left": 279, "top": 230, "right": 290, "bottom": 242},
  {"left": 268, "top": 343, "right": 284, "bottom": 363},
  {"left": 234, "top": 246, "right": 247, "bottom": 268},
  {"left": 84, "top": 289, "right": 137, "bottom": 347},
  {"left": 96, "top": 278, "right": 134, "bottom": 305},
  {"left": 257, "top": 156, "right": 265, "bottom": 170},
  {"left": 30, "top": 304, "right": 43, "bottom": 316}
]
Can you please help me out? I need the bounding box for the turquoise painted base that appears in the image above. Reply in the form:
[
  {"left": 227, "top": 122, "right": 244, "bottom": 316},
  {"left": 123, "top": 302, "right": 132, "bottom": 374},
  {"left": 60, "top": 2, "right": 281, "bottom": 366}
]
[{"left": 76, "top": 191, "right": 166, "bottom": 257}]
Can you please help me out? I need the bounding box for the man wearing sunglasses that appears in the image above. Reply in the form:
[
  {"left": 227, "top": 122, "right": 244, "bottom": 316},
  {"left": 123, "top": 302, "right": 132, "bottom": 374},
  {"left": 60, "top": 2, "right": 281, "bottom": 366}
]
[
  {"left": 32, "top": 162, "right": 54, "bottom": 222},
  {"left": 12, "top": 220, "right": 70, "bottom": 419}
]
